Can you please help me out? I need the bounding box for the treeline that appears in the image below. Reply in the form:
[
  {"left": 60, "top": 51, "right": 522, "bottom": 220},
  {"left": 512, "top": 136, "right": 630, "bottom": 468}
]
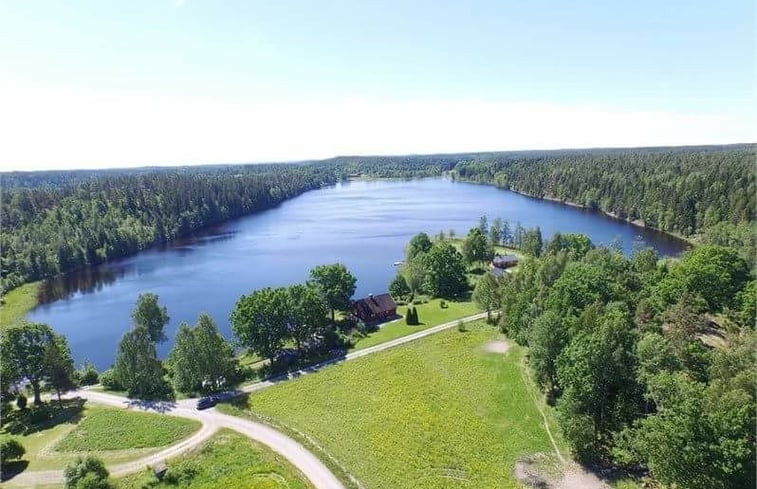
[
  {"left": 496, "top": 238, "right": 755, "bottom": 488},
  {"left": 454, "top": 145, "right": 755, "bottom": 242},
  {"left": 1, "top": 165, "right": 337, "bottom": 290}
]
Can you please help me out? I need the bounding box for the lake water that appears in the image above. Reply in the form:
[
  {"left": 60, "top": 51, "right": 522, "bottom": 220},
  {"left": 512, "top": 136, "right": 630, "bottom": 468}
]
[{"left": 28, "top": 178, "right": 688, "bottom": 368}]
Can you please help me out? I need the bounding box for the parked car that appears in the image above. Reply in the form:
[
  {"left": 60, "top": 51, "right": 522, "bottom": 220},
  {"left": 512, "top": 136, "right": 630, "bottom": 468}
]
[{"left": 196, "top": 396, "right": 217, "bottom": 410}]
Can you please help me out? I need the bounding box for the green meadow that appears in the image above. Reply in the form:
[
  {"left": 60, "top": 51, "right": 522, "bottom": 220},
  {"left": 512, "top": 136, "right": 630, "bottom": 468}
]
[
  {"left": 220, "top": 322, "right": 565, "bottom": 489},
  {"left": 117, "top": 429, "right": 313, "bottom": 489}
]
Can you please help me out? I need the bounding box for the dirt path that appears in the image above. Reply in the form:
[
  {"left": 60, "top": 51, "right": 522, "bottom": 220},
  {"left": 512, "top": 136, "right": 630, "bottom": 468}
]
[{"left": 517, "top": 358, "right": 609, "bottom": 489}]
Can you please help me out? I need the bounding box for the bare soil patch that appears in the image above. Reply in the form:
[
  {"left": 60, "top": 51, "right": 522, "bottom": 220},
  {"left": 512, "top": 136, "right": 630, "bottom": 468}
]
[
  {"left": 515, "top": 456, "right": 609, "bottom": 489},
  {"left": 483, "top": 339, "right": 511, "bottom": 354}
]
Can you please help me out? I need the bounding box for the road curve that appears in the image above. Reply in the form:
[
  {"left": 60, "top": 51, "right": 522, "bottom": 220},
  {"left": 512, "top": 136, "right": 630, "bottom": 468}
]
[
  {"left": 7, "top": 311, "right": 489, "bottom": 488},
  {"left": 7, "top": 389, "right": 345, "bottom": 489}
]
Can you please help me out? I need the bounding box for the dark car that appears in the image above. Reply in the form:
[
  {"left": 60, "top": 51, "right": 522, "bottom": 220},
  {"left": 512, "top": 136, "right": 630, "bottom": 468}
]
[{"left": 196, "top": 396, "right": 217, "bottom": 410}]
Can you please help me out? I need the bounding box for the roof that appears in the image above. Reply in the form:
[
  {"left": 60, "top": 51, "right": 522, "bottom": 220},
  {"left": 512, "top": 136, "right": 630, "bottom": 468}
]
[{"left": 353, "top": 293, "right": 397, "bottom": 317}]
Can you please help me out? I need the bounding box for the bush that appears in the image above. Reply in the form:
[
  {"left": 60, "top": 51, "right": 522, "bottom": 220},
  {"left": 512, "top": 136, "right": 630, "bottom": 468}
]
[
  {"left": 0, "top": 436, "right": 25, "bottom": 463},
  {"left": 16, "top": 394, "right": 27, "bottom": 410},
  {"left": 64, "top": 455, "right": 111, "bottom": 489},
  {"left": 457, "top": 320, "right": 466, "bottom": 332},
  {"left": 0, "top": 402, "right": 12, "bottom": 425},
  {"left": 440, "top": 299, "right": 447, "bottom": 309},
  {"left": 99, "top": 369, "right": 122, "bottom": 391},
  {"left": 78, "top": 363, "right": 99, "bottom": 386},
  {"left": 28, "top": 404, "right": 52, "bottom": 424}
]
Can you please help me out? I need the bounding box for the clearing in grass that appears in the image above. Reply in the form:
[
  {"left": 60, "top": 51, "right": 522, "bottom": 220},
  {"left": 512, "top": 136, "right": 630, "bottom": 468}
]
[
  {"left": 117, "top": 429, "right": 313, "bottom": 489},
  {"left": 220, "top": 322, "right": 565, "bottom": 489}
]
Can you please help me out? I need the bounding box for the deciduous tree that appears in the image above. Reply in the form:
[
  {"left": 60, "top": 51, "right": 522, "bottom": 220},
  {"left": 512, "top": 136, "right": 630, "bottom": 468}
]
[
  {"left": 308, "top": 264, "right": 357, "bottom": 322},
  {"left": 230, "top": 287, "right": 289, "bottom": 360},
  {"left": 131, "top": 293, "right": 170, "bottom": 343}
]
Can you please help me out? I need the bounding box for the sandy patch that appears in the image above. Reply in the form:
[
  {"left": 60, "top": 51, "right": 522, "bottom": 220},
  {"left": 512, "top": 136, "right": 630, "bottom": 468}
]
[
  {"left": 514, "top": 457, "right": 609, "bottom": 489},
  {"left": 483, "top": 340, "right": 511, "bottom": 354}
]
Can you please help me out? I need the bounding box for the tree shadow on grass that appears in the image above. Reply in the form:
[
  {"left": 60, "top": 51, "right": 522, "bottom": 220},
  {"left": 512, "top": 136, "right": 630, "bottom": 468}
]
[
  {"left": 2, "top": 397, "right": 86, "bottom": 436},
  {"left": 0, "top": 460, "right": 29, "bottom": 481},
  {"left": 125, "top": 399, "right": 178, "bottom": 414}
]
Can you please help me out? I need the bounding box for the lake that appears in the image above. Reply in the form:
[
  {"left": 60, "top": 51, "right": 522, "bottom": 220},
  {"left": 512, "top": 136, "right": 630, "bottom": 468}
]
[{"left": 28, "top": 178, "right": 689, "bottom": 368}]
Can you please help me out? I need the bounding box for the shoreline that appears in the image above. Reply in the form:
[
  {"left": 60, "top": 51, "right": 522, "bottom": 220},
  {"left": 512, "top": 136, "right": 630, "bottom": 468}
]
[{"left": 458, "top": 179, "right": 696, "bottom": 247}]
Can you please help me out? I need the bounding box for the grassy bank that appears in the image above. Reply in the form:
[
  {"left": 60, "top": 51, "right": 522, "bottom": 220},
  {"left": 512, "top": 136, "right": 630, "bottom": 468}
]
[
  {"left": 117, "top": 429, "right": 314, "bottom": 489},
  {"left": 0, "top": 281, "right": 40, "bottom": 327},
  {"left": 220, "top": 322, "right": 564, "bottom": 489}
]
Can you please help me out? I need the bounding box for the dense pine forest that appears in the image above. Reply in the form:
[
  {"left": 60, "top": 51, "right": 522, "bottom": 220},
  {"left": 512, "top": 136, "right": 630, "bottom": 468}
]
[
  {"left": 0, "top": 166, "right": 338, "bottom": 290},
  {"left": 1, "top": 144, "right": 754, "bottom": 292},
  {"left": 454, "top": 145, "right": 755, "bottom": 244}
]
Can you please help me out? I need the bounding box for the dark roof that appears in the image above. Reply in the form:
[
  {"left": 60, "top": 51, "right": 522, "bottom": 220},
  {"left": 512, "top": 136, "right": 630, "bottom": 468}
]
[
  {"left": 492, "top": 254, "right": 519, "bottom": 268},
  {"left": 353, "top": 293, "right": 397, "bottom": 316}
]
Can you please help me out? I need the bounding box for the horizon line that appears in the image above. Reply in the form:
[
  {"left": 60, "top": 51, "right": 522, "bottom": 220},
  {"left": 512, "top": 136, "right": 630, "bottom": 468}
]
[{"left": 3, "top": 141, "right": 754, "bottom": 174}]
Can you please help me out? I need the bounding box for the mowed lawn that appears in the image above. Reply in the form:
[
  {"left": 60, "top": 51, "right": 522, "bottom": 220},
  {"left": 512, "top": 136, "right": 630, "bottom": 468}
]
[
  {"left": 350, "top": 299, "right": 480, "bottom": 351},
  {"left": 221, "top": 322, "right": 562, "bottom": 489},
  {"left": 117, "top": 429, "right": 313, "bottom": 489},
  {"left": 55, "top": 406, "right": 200, "bottom": 451}
]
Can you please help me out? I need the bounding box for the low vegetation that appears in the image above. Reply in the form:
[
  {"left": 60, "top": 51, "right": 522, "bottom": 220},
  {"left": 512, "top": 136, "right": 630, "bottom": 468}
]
[
  {"left": 0, "top": 401, "right": 200, "bottom": 476},
  {"left": 55, "top": 407, "right": 200, "bottom": 452},
  {"left": 117, "top": 429, "right": 313, "bottom": 489},
  {"left": 220, "top": 323, "right": 563, "bottom": 489},
  {"left": 0, "top": 281, "right": 40, "bottom": 326}
]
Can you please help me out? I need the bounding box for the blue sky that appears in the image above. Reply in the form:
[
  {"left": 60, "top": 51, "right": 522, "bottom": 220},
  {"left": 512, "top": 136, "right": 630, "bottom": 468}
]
[{"left": 1, "top": 0, "right": 754, "bottom": 170}]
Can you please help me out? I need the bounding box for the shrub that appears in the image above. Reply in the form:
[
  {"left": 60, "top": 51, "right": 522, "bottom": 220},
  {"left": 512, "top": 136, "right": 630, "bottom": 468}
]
[
  {"left": 64, "top": 455, "right": 111, "bottom": 489},
  {"left": 28, "top": 404, "right": 52, "bottom": 424},
  {"left": 457, "top": 320, "right": 466, "bottom": 332},
  {"left": 440, "top": 299, "right": 447, "bottom": 309},
  {"left": 16, "top": 394, "right": 27, "bottom": 410},
  {"left": 0, "top": 436, "right": 25, "bottom": 463},
  {"left": 78, "top": 363, "right": 99, "bottom": 386},
  {"left": 1, "top": 402, "right": 12, "bottom": 425},
  {"left": 99, "top": 369, "right": 122, "bottom": 391}
]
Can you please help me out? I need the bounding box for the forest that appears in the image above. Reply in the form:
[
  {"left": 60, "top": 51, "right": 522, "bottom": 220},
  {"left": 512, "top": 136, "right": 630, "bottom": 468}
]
[
  {"left": 454, "top": 145, "right": 755, "bottom": 254},
  {"left": 496, "top": 236, "right": 755, "bottom": 489}
]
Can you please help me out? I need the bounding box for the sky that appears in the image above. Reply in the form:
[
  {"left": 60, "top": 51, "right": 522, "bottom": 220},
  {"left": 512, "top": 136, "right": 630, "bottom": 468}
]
[{"left": 0, "top": 0, "right": 754, "bottom": 171}]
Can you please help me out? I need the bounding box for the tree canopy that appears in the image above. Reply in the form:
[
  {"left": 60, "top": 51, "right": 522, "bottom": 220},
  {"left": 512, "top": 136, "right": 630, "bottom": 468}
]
[{"left": 307, "top": 264, "right": 357, "bottom": 321}]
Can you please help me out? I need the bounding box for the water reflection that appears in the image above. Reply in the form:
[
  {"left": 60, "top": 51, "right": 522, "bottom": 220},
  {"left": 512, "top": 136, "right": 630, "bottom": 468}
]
[
  {"left": 37, "top": 264, "right": 132, "bottom": 304},
  {"left": 37, "top": 229, "right": 237, "bottom": 304}
]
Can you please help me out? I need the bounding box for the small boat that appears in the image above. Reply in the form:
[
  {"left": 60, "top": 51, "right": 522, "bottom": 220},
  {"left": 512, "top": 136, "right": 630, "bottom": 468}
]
[{"left": 393, "top": 261, "right": 405, "bottom": 266}]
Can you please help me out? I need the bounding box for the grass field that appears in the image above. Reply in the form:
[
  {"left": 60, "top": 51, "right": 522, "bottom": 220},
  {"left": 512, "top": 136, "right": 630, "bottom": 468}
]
[
  {"left": 117, "top": 429, "right": 313, "bottom": 489},
  {"left": 55, "top": 406, "right": 200, "bottom": 451},
  {"left": 2, "top": 402, "right": 201, "bottom": 473},
  {"left": 0, "top": 282, "right": 40, "bottom": 327},
  {"left": 350, "top": 298, "right": 480, "bottom": 351},
  {"left": 220, "top": 322, "right": 564, "bottom": 489}
]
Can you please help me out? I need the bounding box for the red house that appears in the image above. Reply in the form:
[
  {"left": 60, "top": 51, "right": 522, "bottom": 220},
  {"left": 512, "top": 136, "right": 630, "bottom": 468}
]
[{"left": 352, "top": 293, "right": 397, "bottom": 323}]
